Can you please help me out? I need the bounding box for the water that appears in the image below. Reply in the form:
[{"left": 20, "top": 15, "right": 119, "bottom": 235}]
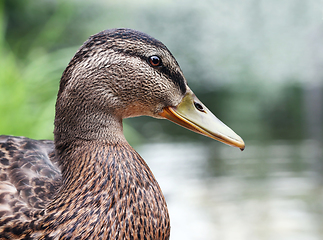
[{"left": 137, "top": 141, "right": 323, "bottom": 240}]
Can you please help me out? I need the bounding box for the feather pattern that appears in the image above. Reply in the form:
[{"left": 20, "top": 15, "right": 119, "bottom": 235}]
[
  {"left": 0, "top": 28, "right": 179, "bottom": 239},
  {"left": 0, "top": 137, "right": 170, "bottom": 239},
  {"left": 0, "top": 28, "right": 244, "bottom": 239}
]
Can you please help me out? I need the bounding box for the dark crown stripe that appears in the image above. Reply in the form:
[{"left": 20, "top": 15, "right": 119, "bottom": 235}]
[
  {"left": 92, "top": 29, "right": 187, "bottom": 94},
  {"left": 60, "top": 29, "right": 187, "bottom": 97}
]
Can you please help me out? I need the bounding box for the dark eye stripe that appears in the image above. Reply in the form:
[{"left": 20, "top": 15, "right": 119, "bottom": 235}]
[
  {"left": 80, "top": 41, "right": 187, "bottom": 95},
  {"left": 116, "top": 49, "right": 187, "bottom": 95},
  {"left": 158, "top": 65, "right": 186, "bottom": 95},
  {"left": 66, "top": 29, "right": 187, "bottom": 96}
]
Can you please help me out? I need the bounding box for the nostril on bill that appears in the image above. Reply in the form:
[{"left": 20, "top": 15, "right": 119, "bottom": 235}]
[{"left": 194, "top": 102, "right": 205, "bottom": 112}]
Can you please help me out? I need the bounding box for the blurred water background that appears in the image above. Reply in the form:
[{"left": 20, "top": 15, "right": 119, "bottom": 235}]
[{"left": 1, "top": 0, "right": 322, "bottom": 239}]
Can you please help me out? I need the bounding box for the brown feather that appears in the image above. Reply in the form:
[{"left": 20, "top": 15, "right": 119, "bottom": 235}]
[{"left": 0, "top": 28, "right": 189, "bottom": 239}]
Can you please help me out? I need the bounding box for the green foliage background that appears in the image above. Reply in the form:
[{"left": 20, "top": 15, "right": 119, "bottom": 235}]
[{"left": 1, "top": 1, "right": 74, "bottom": 139}]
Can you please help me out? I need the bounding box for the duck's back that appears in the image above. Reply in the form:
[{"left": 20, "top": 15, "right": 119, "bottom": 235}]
[{"left": 0, "top": 136, "right": 61, "bottom": 226}]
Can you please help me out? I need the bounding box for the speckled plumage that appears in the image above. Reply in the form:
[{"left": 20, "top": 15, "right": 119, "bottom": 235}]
[
  {"left": 0, "top": 137, "right": 170, "bottom": 239},
  {"left": 0, "top": 28, "right": 188, "bottom": 239}
]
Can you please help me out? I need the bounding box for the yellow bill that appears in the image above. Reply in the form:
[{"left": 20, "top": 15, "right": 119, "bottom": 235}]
[{"left": 159, "top": 90, "right": 245, "bottom": 150}]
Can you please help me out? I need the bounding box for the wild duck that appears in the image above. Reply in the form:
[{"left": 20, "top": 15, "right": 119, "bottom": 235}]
[{"left": 0, "top": 28, "right": 245, "bottom": 239}]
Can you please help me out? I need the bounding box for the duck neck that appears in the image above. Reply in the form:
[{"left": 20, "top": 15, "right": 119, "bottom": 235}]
[
  {"left": 53, "top": 110, "right": 137, "bottom": 202},
  {"left": 55, "top": 109, "right": 126, "bottom": 144},
  {"left": 43, "top": 139, "right": 170, "bottom": 239},
  {"left": 54, "top": 139, "right": 153, "bottom": 197}
]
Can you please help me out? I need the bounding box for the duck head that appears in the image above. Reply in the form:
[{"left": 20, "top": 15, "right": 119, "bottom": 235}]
[{"left": 54, "top": 28, "right": 245, "bottom": 150}]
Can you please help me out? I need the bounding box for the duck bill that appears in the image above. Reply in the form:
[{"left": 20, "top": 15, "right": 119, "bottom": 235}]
[{"left": 159, "top": 91, "right": 245, "bottom": 150}]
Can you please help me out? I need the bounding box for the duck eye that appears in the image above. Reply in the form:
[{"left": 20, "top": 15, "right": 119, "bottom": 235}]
[{"left": 148, "top": 56, "right": 162, "bottom": 67}]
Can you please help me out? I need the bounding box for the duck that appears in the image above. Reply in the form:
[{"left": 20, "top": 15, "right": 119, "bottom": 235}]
[{"left": 0, "top": 28, "right": 245, "bottom": 240}]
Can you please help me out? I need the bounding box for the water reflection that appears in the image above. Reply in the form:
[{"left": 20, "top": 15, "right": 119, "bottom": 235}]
[{"left": 137, "top": 141, "right": 323, "bottom": 240}]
